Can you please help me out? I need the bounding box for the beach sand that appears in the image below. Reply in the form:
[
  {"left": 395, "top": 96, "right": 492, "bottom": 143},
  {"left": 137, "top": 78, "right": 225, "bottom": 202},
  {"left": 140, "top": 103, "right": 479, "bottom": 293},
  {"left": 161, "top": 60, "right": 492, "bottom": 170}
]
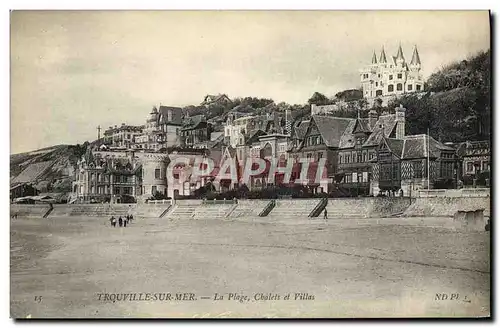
[{"left": 10, "top": 216, "right": 490, "bottom": 318}]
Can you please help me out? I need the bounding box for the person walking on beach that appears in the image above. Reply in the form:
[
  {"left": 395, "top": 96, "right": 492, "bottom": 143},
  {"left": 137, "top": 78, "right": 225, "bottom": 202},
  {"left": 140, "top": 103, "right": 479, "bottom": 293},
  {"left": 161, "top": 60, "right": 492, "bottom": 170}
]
[
  {"left": 118, "top": 217, "right": 123, "bottom": 227},
  {"left": 110, "top": 216, "right": 116, "bottom": 227},
  {"left": 123, "top": 218, "right": 127, "bottom": 227},
  {"left": 323, "top": 208, "right": 328, "bottom": 221}
]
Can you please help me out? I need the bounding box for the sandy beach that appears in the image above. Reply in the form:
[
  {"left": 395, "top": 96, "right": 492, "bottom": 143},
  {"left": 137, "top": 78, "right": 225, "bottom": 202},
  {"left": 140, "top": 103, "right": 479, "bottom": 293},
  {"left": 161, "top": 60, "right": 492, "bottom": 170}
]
[{"left": 10, "top": 216, "right": 490, "bottom": 318}]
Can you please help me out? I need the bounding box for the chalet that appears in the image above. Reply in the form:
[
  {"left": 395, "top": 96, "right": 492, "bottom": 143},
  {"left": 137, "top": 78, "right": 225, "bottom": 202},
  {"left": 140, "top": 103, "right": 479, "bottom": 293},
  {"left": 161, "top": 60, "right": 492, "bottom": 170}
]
[
  {"left": 289, "top": 106, "right": 406, "bottom": 195},
  {"left": 134, "top": 106, "right": 183, "bottom": 151},
  {"left": 456, "top": 140, "right": 490, "bottom": 177},
  {"left": 372, "top": 134, "right": 456, "bottom": 196},
  {"left": 201, "top": 94, "right": 232, "bottom": 107},
  {"left": 73, "top": 149, "right": 142, "bottom": 203},
  {"left": 180, "top": 115, "right": 212, "bottom": 148},
  {"left": 103, "top": 124, "right": 143, "bottom": 149}
]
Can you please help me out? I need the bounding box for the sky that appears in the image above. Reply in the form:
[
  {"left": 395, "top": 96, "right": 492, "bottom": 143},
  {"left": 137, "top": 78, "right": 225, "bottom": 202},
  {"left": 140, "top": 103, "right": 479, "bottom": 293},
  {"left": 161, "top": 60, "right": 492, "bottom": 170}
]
[{"left": 10, "top": 10, "right": 490, "bottom": 154}]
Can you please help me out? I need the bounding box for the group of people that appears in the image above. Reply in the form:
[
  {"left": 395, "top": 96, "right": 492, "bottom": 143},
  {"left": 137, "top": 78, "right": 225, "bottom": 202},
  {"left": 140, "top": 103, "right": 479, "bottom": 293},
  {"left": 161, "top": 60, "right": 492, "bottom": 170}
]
[{"left": 109, "top": 214, "right": 134, "bottom": 227}]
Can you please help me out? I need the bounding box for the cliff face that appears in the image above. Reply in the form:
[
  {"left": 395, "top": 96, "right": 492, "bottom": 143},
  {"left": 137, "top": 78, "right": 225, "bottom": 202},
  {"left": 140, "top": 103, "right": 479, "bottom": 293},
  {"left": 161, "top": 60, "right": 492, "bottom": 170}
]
[{"left": 10, "top": 144, "right": 88, "bottom": 193}]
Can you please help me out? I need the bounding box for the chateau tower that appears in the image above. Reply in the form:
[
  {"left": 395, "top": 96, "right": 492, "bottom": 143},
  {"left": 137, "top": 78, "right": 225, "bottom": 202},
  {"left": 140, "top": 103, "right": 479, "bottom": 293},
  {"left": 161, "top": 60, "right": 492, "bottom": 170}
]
[{"left": 360, "top": 45, "right": 424, "bottom": 107}]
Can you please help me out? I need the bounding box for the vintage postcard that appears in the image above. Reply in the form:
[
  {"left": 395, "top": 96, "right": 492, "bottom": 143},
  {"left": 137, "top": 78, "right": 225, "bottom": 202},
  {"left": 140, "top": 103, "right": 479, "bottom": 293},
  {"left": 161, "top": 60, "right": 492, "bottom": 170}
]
[{"left": 10, "top": 10, "right": 491, "bottom": 319}]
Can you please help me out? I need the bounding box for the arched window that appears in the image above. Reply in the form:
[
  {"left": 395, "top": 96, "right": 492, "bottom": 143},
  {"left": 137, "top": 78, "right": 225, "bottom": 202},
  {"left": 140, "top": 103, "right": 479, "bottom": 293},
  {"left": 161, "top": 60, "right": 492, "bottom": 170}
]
[
  {"left": 376, "top": 90, "right": 383, "bottom": 96},
  {"left": 397, "top": 83, "right": 403, "bottom": 91},
  {"left": 388, "top": 85, "right": 394, "bottom": 92}
]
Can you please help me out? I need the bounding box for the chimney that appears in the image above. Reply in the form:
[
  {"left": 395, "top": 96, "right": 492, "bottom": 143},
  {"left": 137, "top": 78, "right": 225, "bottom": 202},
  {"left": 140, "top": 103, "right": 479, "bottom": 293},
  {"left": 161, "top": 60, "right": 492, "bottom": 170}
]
[
  {"left": 285, "top": 109, "right": 292, "bottom": 136},
  {"left": 395, "top": 104, "right": 406, "bottom": 139},
  {"left": 368, "top": 110, "right": 378, "bottom": 129}
]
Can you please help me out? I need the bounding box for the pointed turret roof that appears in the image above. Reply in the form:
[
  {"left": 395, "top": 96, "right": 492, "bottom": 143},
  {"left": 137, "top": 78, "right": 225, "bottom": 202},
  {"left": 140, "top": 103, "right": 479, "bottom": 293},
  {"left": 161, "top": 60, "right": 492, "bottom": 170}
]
[
  {"left": 410, "top": 45, "right": 421, "bottom": 65},
  {"left": 395, "top": 44, "right": 405, "bottom": 62},
  {"left": 371, "top": 50, "right": 377, "bottom": 64},
  {"left": 379, "top": 47, "right": 387, "bottom": 63}
]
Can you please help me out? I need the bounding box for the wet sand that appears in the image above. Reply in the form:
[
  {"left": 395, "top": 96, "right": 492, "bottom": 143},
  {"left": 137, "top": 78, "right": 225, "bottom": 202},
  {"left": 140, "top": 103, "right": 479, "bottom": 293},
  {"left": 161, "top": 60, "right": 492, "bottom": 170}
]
[{"left": 10, "top": 216, "right": 490, "bottom": 318}]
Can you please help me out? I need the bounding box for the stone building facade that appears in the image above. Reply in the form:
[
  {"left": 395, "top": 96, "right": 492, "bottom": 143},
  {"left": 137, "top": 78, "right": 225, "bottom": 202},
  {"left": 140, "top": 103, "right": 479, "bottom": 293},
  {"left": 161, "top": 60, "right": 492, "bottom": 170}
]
[
  {"left": 103, "top": 124, "right": 143, "bottom": 149},
  {"left": 360, "top": 45, "right": 424, "bottom": 107},
  {"left": 73, "top": 149, "right": 142, "bottom": 203},
  {"left": 134, "top": 105, "right": 183, "bottom": 151}
]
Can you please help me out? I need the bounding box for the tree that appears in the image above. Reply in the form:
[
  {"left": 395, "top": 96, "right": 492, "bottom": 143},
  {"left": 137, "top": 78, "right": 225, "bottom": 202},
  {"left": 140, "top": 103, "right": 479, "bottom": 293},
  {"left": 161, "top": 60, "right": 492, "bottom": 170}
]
[
  {"left": 307, "top": 92, "right": 333, "bottom": 106},
  {"left": 389, "top": 49, "right": 490, "bottom": 142}
]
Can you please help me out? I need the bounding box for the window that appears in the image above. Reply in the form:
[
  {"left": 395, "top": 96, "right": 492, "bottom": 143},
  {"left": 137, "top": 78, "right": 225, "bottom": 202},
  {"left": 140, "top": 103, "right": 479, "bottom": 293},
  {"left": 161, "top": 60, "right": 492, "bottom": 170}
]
[
  {"left": 416, "top": 85, "right": 422, "bottom": 91},
  {"left": 397, "top": 83, "right": 403, "bottom": 91},
  {"left": 363, "top": 152, "right": 367, "bottom": 162},
  {"left": 467, "top": 162, "right": 473, "bottom": 172},
  {"left": 167, "top": 110, "right": 172, "bottom": 121},
  {"left": 318, "top": 152, "right": 323, "bottom": 160},
  {"left": 375, "top": 82, "right": 378, "bottom": 87},
  {"left": 378, "top": 74, "right": 381, "bottom": 78},
  {"left": 339, "top": 155, "right": 343, "bottom": 164},
  {"left": 483, "top": 161, "right": 489, "bottom": 171},
  {"left": 389, "top": 75, "right": 393, "bottom": 80},
  {"left": 408, "top": 84, "right": 413, "bottom": 91},
  {"left": 357, "top": 153, "right": 362, "bottom": 162},
  {"left": 307, "top": 153, "right": 313, "bottom": 159},
  {"left": 397, "top": 73, "right": 402, "bottom": 79},
  {"left": 152, "top": 186, "right": 157, "bottom": 194},
  {"left": 376, "top": 90, "right": 383, "bottom": 96},
  {"left": 173, "top": 173, "right": 180, "bottom": 179},
  {"left": 388, "top": 85, "right": 394, "bottom": 92},
  {"left": 155, "top": 169, "right": 161, "bottom": 179},
  {"left": 413, "top": 161, "right": 423, "bottom": 178}
]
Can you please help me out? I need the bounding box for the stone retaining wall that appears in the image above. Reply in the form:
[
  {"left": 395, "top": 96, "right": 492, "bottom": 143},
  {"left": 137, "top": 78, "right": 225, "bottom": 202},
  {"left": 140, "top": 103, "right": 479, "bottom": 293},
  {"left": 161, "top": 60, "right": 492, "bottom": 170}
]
[{"left": 403, "top": 197, "right": 490, "bottom": 217}]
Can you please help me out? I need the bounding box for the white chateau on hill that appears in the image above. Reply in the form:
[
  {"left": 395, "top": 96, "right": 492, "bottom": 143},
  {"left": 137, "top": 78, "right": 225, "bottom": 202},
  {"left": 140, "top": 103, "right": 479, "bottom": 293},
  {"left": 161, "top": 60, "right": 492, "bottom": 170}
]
[{"left": 360, "top": 45, "right": 424, "bottom": 107}]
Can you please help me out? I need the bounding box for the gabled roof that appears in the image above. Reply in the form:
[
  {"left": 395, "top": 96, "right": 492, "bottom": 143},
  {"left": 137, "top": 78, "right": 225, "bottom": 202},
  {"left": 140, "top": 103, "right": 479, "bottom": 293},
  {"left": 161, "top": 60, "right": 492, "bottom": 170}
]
[
  {"left": 202, "top": 94, "right": 232, "bottom": 105},
  {"left": 292, "top": 120, "right": 310, "bottom": 140},
  {"left": 182, "top": 114, "right": 207, "bottom": 131},
  {"left": 210, "top": 131, "right": 224, "bottom": 142},
  {"left": 384, "top": 134, "right": 455, "bottom": 159},
  {"left": 338, "top": 120, "right": 358, "bottom": 148},
  {"left": 383, "top": 138, "right": 405, "bottom": 158},
  {"left": 363, "top": 114, "right": 397, "bottom": 147},
  {"left": 158, "top": 106, "right": 183, "bottom": 125},
  {"left": 353, "top": 118, "right": 372, "bottom": 134},
  {"left": 245, "top": 129, "right": 267, "bottom": 145},
  {"left": 312, "top": 115, "right": 354, "bottom": 148}
]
